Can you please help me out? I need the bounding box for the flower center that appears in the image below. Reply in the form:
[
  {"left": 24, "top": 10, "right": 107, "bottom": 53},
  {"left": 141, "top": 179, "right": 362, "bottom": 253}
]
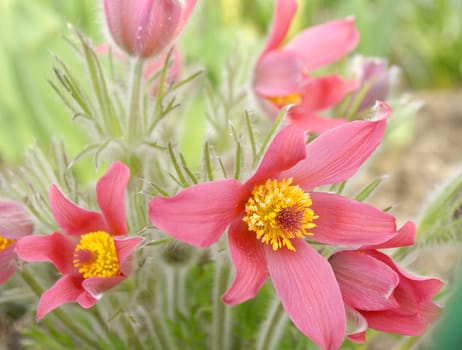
[
  {"left": 0, "top": 234, "right": 14, "bottom": 251},
  {"left": 73, "top": 231, "right": 120, "bottom": 278},
  {"left": 266, "top": 93, "right": 302, "bottom": 108},
  {"left": 243, "top": 178, "right": 318, "bottom": 251}
]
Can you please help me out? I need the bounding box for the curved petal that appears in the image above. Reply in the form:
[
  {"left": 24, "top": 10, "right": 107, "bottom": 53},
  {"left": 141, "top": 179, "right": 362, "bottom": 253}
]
[
  {"left": 222, "top": 218, "right": 267, "bottom": 305},
  {"left": 149, "top": 179, "right": 246, "bottom": 247},
  {"left": 346, "top": 306, "right": 368, "bottom": 343},
  {"left": 0, "top": 200, "right": 33, "bottom": 239},
  {"left": 286, "top": 17, "right": 359, "bottom": 71},
  {"left": 36, "top": 274, "right": 94, "bottom": 320},
  {"left": 83, "top": 275, "right": 126, "bottom": 299},
  {"left": 0, "top": 246, "right": 16, "bottom": 285},
  {"left": 261, "top": 0, "right": 297, "bottom": 55},
  {"left": 175, "top": 0, "right": 197, "bottom": 37},
  {"left": 361, "top": 220, "right": 416, "bottom": 250},
  {"left": 96, "top": 161, "right": 130, "bottom": 236},
  {"left": 114, "top": 236, "right": 144, "bottom": 275},
  {"left": 298, "top": 76, "right": 359, "bottom": 111},
  {"left": 247, "top": 125, "right": 306, "bottom": 186},
  {"left": 280, "top": 103, "right": 390, "bottom": 189},
  {"left": 49, "top": 185, "right": 108, "bottom": 237},
  {"left": 15, "top": 233, "right": 77, "bottom": 275},
  {"left": 254, "top": 50, "right": 305, "bottom": 97},
  {"left": 288, "top": 111, "right": 348, "bottom": 133},
  {"left": 266, "top": 239, "right": 346, "bottom": 350},
  {"left": 309, "top": 192, "right": 397, "bottom": 246},
  {"left": 329, "top": 251, "right": 399, "bottom": 311}
]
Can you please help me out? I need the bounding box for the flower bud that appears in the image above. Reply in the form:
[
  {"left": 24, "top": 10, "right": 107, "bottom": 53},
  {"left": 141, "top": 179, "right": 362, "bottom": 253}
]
[{"left": 103, "top": 0, "right": 196, "bottom": 58}]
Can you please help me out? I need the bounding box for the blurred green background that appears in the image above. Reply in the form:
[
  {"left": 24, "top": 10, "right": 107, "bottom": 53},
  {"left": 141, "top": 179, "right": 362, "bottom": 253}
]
[{"left": 1, "top": 0, "right": 461, "bottom": 163}]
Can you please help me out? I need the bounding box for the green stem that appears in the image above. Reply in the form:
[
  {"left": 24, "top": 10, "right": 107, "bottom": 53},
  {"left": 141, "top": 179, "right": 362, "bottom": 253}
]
[
  {"left": 127, "top": 58, "right": 144, "bottom": 144},
  {"left": 210, "top": 254, "right": 232, "bottom": 350},
  {"left": 20, "top": 269, "right": 103, "bottom": 350},
  {"left": 255, "top": 298, "right": 288, "bottom": 350},
  {"left": 150, "top": 309, "right": 178, "bottom": 350},
  {"left": 120, "top": 313, "right": 144, "bottom": 350}
]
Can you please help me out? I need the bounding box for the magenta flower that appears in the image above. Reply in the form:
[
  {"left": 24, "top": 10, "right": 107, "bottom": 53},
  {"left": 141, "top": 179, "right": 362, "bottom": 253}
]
[
  {"left": 16, "top": 162, "right": 143, "bottom": 320},
  {"left": 329, "top": 222, "right": 443, "bottom": 342},
  {"left": 253, "top": 0, "right": 359, "bottom": 133},
  {"left": 103, "top": 0, "right": 197, "bottom": 58},
  {"left": 0, "top": 200, "right": 33, "bottom": 285},
  {"left": 149, "top": 102, "right": 405, "bottom": 349}
]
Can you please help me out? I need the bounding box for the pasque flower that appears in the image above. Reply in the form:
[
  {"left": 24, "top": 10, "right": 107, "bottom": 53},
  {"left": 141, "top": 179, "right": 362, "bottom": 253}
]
[
  {"left": 103, "top": 0, "right": 197, "bottom": 58},
  {"left": 329, "top": 222, "right": 443, "bottom": 342},
  {"left": 16, "top": 162, "right": 143, "bottom": 319},
  {"left": 253, "top": 0, "right": 359, "bottom": 133},
  {"left": 150, "top": 102, "right": 406, "bottom": 349},
  {"left": 0, "top": 200, "right": 34, "bottom": 285}
]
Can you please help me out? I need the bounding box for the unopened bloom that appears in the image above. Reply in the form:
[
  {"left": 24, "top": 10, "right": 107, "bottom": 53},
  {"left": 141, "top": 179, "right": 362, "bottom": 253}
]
[
  {"left": 16, "top": 162, "right": 143, "bottom": 319},
  {"left": 103, "top": 0, "right": 196, "bottom": 58},
  {"left": 329, "top": 222, "right": 443, "bottom": 342},
  {"left": 150, "top": 103, "right": 405, "bottom": 350},
  {"left": 347, "top": 56, "right": 400, "bottom": 114},
  {"left": 253, "top": 0, "right": 359, "bottom": 132},
  {"left": 0, "top": 200, "right": 33, "bottom": 285}
]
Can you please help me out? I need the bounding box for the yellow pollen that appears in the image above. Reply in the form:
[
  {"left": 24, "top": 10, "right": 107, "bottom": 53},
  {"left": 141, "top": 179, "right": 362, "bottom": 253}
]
[
  {"left": 73, "top": 231, "right": 120, "bottom": 278},
  {"left": 266, "top": 93, "right": 302, "bottom": 108},
  {"left": 243, "top": 178, "right": 318, "bottom": 252},
  {"left": 0, "top": 234, "right": 15, "bottom": 251}
]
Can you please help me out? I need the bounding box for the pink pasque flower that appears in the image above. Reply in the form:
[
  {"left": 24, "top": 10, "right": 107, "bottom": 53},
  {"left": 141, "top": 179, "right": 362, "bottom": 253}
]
[
  {"left": 150, "top": 102, "right": 405, "bottom": 350},
  {"left": 103, "top": 0, "right": 196, "bottom": 58},
  {"left": 16, "top": 162, "right": 143, "bottom": 320},
  {"left": 329, "top": 222, "right": 443, "bottom": 342},
  {"left": 253, "top": 0, "right": 359, "bottom": 133},
  {"left": 0, "top": 200, "right": 34, "bottom": 285}
]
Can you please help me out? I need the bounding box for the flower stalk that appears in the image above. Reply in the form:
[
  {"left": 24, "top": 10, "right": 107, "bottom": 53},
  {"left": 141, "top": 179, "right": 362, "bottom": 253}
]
[
  {"left": 127, "top": 58, "right": 145, "bottom": 144},
  {"left": 256, "top": 298, "right": 288, "bottom": 350}
]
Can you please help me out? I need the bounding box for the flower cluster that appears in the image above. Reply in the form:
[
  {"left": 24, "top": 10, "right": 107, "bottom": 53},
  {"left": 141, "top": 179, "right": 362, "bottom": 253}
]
[{"left": 0, "top": 0, "right": 446, "bottom": 349}]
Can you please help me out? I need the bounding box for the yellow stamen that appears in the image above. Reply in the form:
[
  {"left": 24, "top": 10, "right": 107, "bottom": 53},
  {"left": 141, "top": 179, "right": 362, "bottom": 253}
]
[
  {"left": 243, "top": 178, "right": 318, "bottom": 252},
  {"left": 0, "top": 234, "right": 14, "bottom": 251},
  {"left": 266, "top": 93, "right": 302, "bottom": 108},
  {"left": 73, "top": 231, "right": 120, "bottom": 278}
]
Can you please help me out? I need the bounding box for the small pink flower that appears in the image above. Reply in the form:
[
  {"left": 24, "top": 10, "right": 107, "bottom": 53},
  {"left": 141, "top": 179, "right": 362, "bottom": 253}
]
[
  {"left": 103, "top": 0, "right": 196, "bottom": 58},
  {"left": 150, "top": 102, "right": 404, "bottom": 350},
  {"left": 0, "top": 200, "right": 33, "bottom": 285},
  {"left": 16, "top": 162, "right": 143, "bottom": 319},
  {"left": 253, "top": 0, "right": 359, "bottom": 133},
  {"left": 329, "top": 222, "right": 443, "bottom": 342}
]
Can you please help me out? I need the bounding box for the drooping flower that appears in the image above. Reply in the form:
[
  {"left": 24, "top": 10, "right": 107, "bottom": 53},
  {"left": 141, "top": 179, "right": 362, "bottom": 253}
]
[
  {"left": 150, "top": 102, "right": 405, "bottom": 350},
  {"left": 102, "top": 0, "right": 197, "bottom": 58},
  {"left": 253, "top": 0, "right": 359, "bottom": 133},
  {"left": 16, "top": 162, "right": 143, "bottom": 319},
  {"left": 346, "top": 55, "right": 400, "bottom": 115},
  {"left": 329, "top": 222, "right": 443, "bottom": 342},
  {"left": 0, "top": 200, "right": 34, "bottom": 285}
]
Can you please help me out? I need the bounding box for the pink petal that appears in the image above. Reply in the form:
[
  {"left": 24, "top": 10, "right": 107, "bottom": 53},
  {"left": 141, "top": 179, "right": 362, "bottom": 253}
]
[
  {"left": 266, "top": 239, "right": 346, "bottom": 350},
  {"left": 287, "top": 111, "right": 348, "bottom": 133},
  {"left": 96, "top": 161, "right": 130, "bottom": 236},
  {"left": 254, "top": 50, "right": 305, "bottom": 97},
  {"left": 346, "top": 306, "right": 367, "bottom": 343},
  {"left": 175, "top": 0, "right": 197, "bottom": 37},
  {"left": 329, "top": 251, "right": 399, "bottom": 311},
  {"left": 296, "top": 76, "right": 359, "bottom": 111},
  {"left": 222, "top": 218, "right": 268, "bottom": 305},
  {"left": 82, "top": 275, "right": 126, "bottom": 298},
  {"left": 114, "top": 236, "right": 144, "bottom": 275},
  {"left": 37, "top": 274, "right": 96, "bottom": 320},
  {"left": 280, "top": 103, "right": 390, "bottom": 189},
  {"left": 0, "top": 246, "right": 16, "bottom": 285},
  {"left": 149, "top": 179, "right": 246, "bottom": 247},
  {"left": 246, "top": 125, "right": 306, "bottom": 186},
  {"left": 286, "top": 17, "right": 359, "bottom": 71},
  {"left": 309, "top": 192, "right": 397, "bottom": 245},
  {"left": 261, "top": 0, "right": 298, "bottom": 54},
  {"left": 362, "top": 220, "right": 416, "bottom": 250},
  {"left": 0, "top": 200, "right": 33, "bottom": 239},
  {"left": 15, "top": 233, "right": 77, "bottom": 275},
  {"left": 49, "top": 185, "right": 108, "bottom": 237}
]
